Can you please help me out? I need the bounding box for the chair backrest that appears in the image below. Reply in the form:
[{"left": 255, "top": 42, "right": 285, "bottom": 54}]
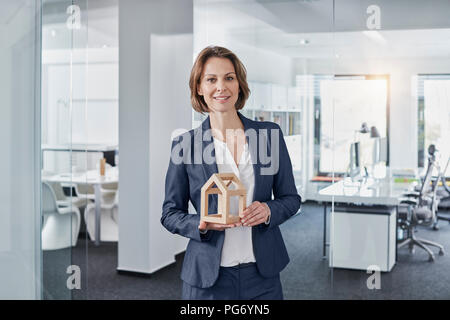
[
  {"left": 113, "top": 190, "right": 119, "bottom": 205},
  {"left": 441, "top": 157, "right": 450, "bottom": 194},
  {"left": 418, "top": 156, "right": 442, "bottom": 225},
  {"left": 42, "top": 182, "right": 58, "bottom": 213},
  {"left": 419, "top": 156, "right": 435, "bottom": 198},
  {"left": 101, "top": 182, "right": 118, "bottom": 191},
  {"left": 76, "top": 183, "right": 95, "bottom": 195},
  {"left": 47, "top": 181, "right": 67, "bottom": 201}
]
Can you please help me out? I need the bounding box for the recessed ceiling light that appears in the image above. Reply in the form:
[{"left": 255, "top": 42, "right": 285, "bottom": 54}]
[
  {"left": 299, "top": 39, "right": 310, "bottom": 45},
  {"left": 51, "top": 29, "right": 56, "bottom": 38}
]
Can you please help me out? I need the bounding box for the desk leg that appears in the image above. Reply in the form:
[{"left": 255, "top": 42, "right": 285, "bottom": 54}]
[
  {"left": 323, "top": 203, "right": 327, "bottom": 259},
  {"left": 94, "top": 184, "right": 101, "bottom": 246},
  {"left": 395, "top": 205, "right": 398, "bottom": 262}
]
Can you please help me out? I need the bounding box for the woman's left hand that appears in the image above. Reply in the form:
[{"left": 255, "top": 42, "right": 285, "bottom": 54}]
[{"left": 240, "top": 201, "right": 271, "bottom": 227}]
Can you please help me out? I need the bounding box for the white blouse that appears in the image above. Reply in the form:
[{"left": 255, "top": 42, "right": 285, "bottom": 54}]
[{"left": 213, "top": 137, "right": 256, "bottom": 267}]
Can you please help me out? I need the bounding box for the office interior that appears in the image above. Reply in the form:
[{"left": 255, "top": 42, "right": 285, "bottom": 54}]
[{"left": 1, "top": 0, "right": 450, "bottom": 299}]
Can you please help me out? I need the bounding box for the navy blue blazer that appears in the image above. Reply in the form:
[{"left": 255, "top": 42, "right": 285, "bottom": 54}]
[{"left": 161, "top": 112, "right": 301, "bottom": 288}]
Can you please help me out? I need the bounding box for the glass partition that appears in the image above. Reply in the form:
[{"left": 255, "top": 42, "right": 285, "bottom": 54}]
[
  {"left": 3, "top": 0, "right": 448, "bottom": 302},
  {"left": 195, "top": 0, "right": 450, "bottom": 301},
  {"left": 329, "top": 0, "right": 450, "bottom": 299},
  {"left": 41, "top": 0, "right": 90, "bottom": 300},
  {"left": 0, "top": 0, "right": 42, "bottom": 299},
  {"left": 41, "top": 0, "right": 119, "bottom": 300},
  {"left": 194, "top": 0, "right": 335, "bottom": 299}
]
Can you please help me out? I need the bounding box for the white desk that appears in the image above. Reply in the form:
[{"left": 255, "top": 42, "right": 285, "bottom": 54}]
[
  {"left": 315, "top": 177, "right": 416, "bottom": 271},
  {"left": 41, "top": 144, "right": 119, "bottom": 167},
  {"left": 43, "top": 167, "right": 118, "bottom": 246},
  {"left": 42, "top": 143, "right": 118, "bottom": 153}
]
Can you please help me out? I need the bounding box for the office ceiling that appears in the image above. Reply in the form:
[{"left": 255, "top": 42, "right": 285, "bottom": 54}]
[
  {"left": 196, "top": 0, "right": 450, "bottom": 60},
  {"left": 9, "top": 0, "right": 449, "bottom": 58}
]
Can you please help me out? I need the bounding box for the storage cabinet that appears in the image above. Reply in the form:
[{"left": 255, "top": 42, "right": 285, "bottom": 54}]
[{"left": 330, "top": 206, "right": 396, "bottom": 272}]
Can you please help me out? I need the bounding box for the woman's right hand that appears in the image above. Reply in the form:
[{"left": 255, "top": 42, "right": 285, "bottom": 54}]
[{"left": 198, "top": 220, "right": 242, "bottom": 232}]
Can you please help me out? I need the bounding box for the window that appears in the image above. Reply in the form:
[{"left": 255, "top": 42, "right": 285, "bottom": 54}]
[
  {"left": 417, "top": 75, "right": 450, "bottom": 171},
  {"left": 315, "top": 75, "right": 389, "bottom": 176}
]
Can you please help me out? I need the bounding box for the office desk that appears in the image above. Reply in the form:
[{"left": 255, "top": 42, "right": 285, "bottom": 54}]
[
  {"left": 42, "top": 144, "right": 118, "bottom": 166},
  {"left": 43, "top": 167, "right": 118, "bottom": 246},
  {"left": 315, "top": 177, "right": 416, "bottom": 271}
]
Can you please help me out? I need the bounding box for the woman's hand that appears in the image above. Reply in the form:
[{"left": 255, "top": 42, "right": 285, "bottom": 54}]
[
  {"left": 198, "top": 220, "right": 242, "bottom": 232},
  {"left": 240, "top": 201, "right": 271, "bottom": 227}
]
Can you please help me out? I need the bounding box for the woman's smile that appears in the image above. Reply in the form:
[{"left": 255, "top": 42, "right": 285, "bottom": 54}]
[{"left": 213, "top": 95, "right": 231, "bottom": 103}]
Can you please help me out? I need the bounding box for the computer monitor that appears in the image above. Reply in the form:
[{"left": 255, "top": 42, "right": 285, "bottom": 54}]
[
  {"left": 349, "top": 142, "right": 361, "bottom": 178},
  {"left": 372, "top": 137, "right": 388, "bottom": 164}
]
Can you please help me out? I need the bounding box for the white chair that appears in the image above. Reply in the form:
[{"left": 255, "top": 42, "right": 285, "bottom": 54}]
[
  {"left": 42, "top": 182, "right": 81, "bottom": 250},
  {"left": 48, "top": 181, "right": 90, "bottom": 209},
  {"left": 42, "top": 170, "right": 89, "bottom": 209},
  {"left": 74, "top": 183, "right": 96, "bottom": 201},
  {"left": 74, "top": 181, "right": 117, "bottom": 202},
  {"left": 84, "top": 190, "right": 119, "bottom": 242}
]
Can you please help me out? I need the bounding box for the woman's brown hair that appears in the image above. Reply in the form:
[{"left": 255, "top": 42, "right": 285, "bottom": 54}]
[{"left": 189, "top": 46, "right": 250, "bottom": 113}]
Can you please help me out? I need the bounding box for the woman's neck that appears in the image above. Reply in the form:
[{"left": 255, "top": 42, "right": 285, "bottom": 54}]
[{"left": 209, "top": 110, "right": 244, "bottom": 142}]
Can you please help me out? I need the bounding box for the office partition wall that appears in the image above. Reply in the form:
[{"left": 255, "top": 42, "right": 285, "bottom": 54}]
[
  {"left": 41, "top": 0, "right": 119, "bottom": 299},
  {"left": 329, "top": 0, "right": 450, "bottom": 298},
  {"left": 2, "top": 0, "right": 450, "bottom": 300},
  {"left": 193, "top": 0, "right": 337, "bottom": 199},
  {"left": 0, "top": 0, "right": 101, "bottom": 300},
  {"left": 193, "top": 0, "right": 336, "bottom": 298},
  {"left": 41, "top": 0, "right": 92, "bottom": 300},
  {"left": 195, "top": 0, "right": 450, "bottom": 299}
]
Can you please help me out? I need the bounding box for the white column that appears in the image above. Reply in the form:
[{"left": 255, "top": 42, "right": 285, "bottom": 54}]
[{"left": 118, "top": 0, "right": 193, "bottom": 274}]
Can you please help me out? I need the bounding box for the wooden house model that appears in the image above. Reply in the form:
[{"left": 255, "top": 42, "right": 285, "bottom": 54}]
[{"left": 200, "top": 173, "right": 247, "bottom": 224}]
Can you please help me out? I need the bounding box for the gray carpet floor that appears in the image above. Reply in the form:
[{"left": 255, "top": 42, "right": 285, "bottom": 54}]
[{"left": 43, "top": 202, "right": 450, "bottom": 299}]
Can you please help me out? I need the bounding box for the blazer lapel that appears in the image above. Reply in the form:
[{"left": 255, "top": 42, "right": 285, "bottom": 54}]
[
  {"left": 196, "top": 116, "right": 219, "bottom": 213},
  {"left": 199, "top": 115, "right": 219, "bottom": 180},
  {"left": 237, "top": 112, "right": 262, "bottom": 202}
]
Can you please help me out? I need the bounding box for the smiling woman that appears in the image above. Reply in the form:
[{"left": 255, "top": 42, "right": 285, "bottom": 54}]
[{"left": 161, "top": 45, "right": 302, "bottom": 300}]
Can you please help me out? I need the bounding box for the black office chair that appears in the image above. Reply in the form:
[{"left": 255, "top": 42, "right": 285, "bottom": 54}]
[{"left": 397, "top": 146, "right": 445, "bottom": 262}]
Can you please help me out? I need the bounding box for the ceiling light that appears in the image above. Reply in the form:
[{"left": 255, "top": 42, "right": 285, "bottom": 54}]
[
  {"left": 299, "top": 39, "right": 310, "bottom": 45},
  {"left": 362, "top": 30, "right": 387, "bottom": 45}
]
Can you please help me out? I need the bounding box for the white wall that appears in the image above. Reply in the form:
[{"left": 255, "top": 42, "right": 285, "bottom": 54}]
[
  {"left": 148, "top": 34, "right": 192, "bottom": 271},
  {"left": 118, "top": 0, "right": 193, "bottom": 274}
]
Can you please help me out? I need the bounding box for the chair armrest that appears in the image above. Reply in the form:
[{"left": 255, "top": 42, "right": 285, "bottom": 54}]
[
  {"left": 101, "top": 203, "right": 117, "bottom": 210},
  {"left": 58, "top": 206, "right": 80, "bottom": 215},
  {"left": 403, "top": 191, "right": 420, "bottom": 197},
  {"left": 56, "top": 200, "right": 70, "bottom": 207},
  {"left": 399, "top": 198, "right": 418, "bottom": 206}
]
